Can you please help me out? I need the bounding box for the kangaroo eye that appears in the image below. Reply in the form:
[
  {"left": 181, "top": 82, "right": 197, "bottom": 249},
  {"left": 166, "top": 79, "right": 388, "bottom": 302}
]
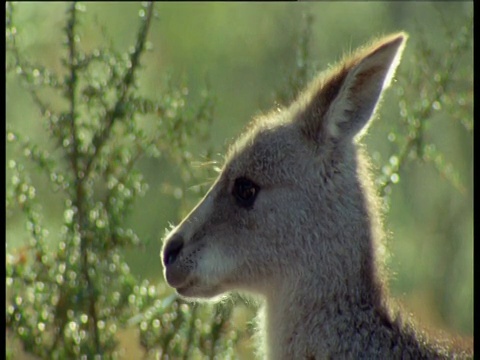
[{"left": 232, "top": 177, "right": 259, "bottom": 208}]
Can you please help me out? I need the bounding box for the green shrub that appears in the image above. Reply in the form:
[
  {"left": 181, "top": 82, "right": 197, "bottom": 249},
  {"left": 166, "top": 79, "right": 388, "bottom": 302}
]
[{"left": 6, "top": 2, "right": 240, "bottom": 359}]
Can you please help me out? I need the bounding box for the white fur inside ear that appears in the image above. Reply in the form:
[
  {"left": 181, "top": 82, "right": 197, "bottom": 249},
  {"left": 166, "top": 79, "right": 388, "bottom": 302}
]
[
  {"left": 326, "top": 34, "right": 407, "bottom": 141},
  {"left": 381, "top": 37, "right": 406, "bottom": 90}
]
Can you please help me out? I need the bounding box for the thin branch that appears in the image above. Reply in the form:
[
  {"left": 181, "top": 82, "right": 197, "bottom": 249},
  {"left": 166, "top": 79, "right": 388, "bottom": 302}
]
[
  {"left": 65, "top": 2, "right": 81, "bottom": 182},
  {"left": 64, "top": 2, "right": 102, "bottom": 355},
  {"left": 84, "top": 2, "right": 155, "bottom": 180}
]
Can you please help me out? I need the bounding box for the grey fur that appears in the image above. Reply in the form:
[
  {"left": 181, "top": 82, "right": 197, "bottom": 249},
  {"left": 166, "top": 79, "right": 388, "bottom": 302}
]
[{"left": 161, "top": 33, "right": 472, "bottom": 359}]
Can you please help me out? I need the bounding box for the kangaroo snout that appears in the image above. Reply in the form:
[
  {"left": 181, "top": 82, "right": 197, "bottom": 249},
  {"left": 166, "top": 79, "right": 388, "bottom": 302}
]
[
  {"left": 162, "top": 232, "right": 192, "bottom": 289},
  {"left": 163, "top": 233, "right": 184, "bottom": 266}
]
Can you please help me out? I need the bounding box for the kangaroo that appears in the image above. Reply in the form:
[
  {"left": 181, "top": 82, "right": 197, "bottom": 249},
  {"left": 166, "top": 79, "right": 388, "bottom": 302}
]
[{"left": 161, "top": 33, "right": 472, "bottom": 359}]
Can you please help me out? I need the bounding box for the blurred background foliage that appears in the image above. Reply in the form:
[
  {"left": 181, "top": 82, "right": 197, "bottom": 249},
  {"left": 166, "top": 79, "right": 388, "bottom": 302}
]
[{"left": 6, "top": 2, "right": 472, "bottom": 359}]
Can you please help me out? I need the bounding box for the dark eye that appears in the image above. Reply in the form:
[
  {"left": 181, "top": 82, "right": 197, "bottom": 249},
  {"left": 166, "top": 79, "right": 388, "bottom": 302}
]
[{"left": 232, "top": 177, "right": 260, "bottom": 208}]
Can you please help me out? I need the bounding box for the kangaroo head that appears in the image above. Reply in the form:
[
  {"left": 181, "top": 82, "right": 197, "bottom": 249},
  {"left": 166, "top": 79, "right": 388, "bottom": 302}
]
[{"left": 162, "top": 33, "right": 407, "bottom": 301}]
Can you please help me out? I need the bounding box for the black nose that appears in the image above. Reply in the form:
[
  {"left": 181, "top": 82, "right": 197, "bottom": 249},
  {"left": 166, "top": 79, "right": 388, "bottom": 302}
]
[{"left": 163, "top": 234, "right": 184, "bottom": 266}]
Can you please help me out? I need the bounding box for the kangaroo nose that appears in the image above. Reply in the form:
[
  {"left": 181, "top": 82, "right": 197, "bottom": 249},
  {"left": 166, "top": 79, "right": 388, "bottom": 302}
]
[{"left": 163, "top": 234, "right": 184, "bottom": 266}]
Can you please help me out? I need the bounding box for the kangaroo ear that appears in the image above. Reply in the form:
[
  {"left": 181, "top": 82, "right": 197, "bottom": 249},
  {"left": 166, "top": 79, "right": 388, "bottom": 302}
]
[{"left": 298, "top": 33, "right": 407, "bottom": 144}]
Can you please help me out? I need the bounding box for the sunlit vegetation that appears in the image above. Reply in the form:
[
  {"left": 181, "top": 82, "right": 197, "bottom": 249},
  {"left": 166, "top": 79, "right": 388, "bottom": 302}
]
[{"left": 6, "top": 2, "right": 472, "bottom": 359}]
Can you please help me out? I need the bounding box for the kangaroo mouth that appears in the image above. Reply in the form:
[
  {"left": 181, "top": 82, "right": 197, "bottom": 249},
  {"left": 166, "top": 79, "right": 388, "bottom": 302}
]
[
  {"left": 166, "top": 271, "right": 203, "bottom": 297},
  {"left": 174, "top": 278, "right": 223, "bottom": 299},
  {"left": 176, "top": 279, "right": 197, "bottom": 295}
]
